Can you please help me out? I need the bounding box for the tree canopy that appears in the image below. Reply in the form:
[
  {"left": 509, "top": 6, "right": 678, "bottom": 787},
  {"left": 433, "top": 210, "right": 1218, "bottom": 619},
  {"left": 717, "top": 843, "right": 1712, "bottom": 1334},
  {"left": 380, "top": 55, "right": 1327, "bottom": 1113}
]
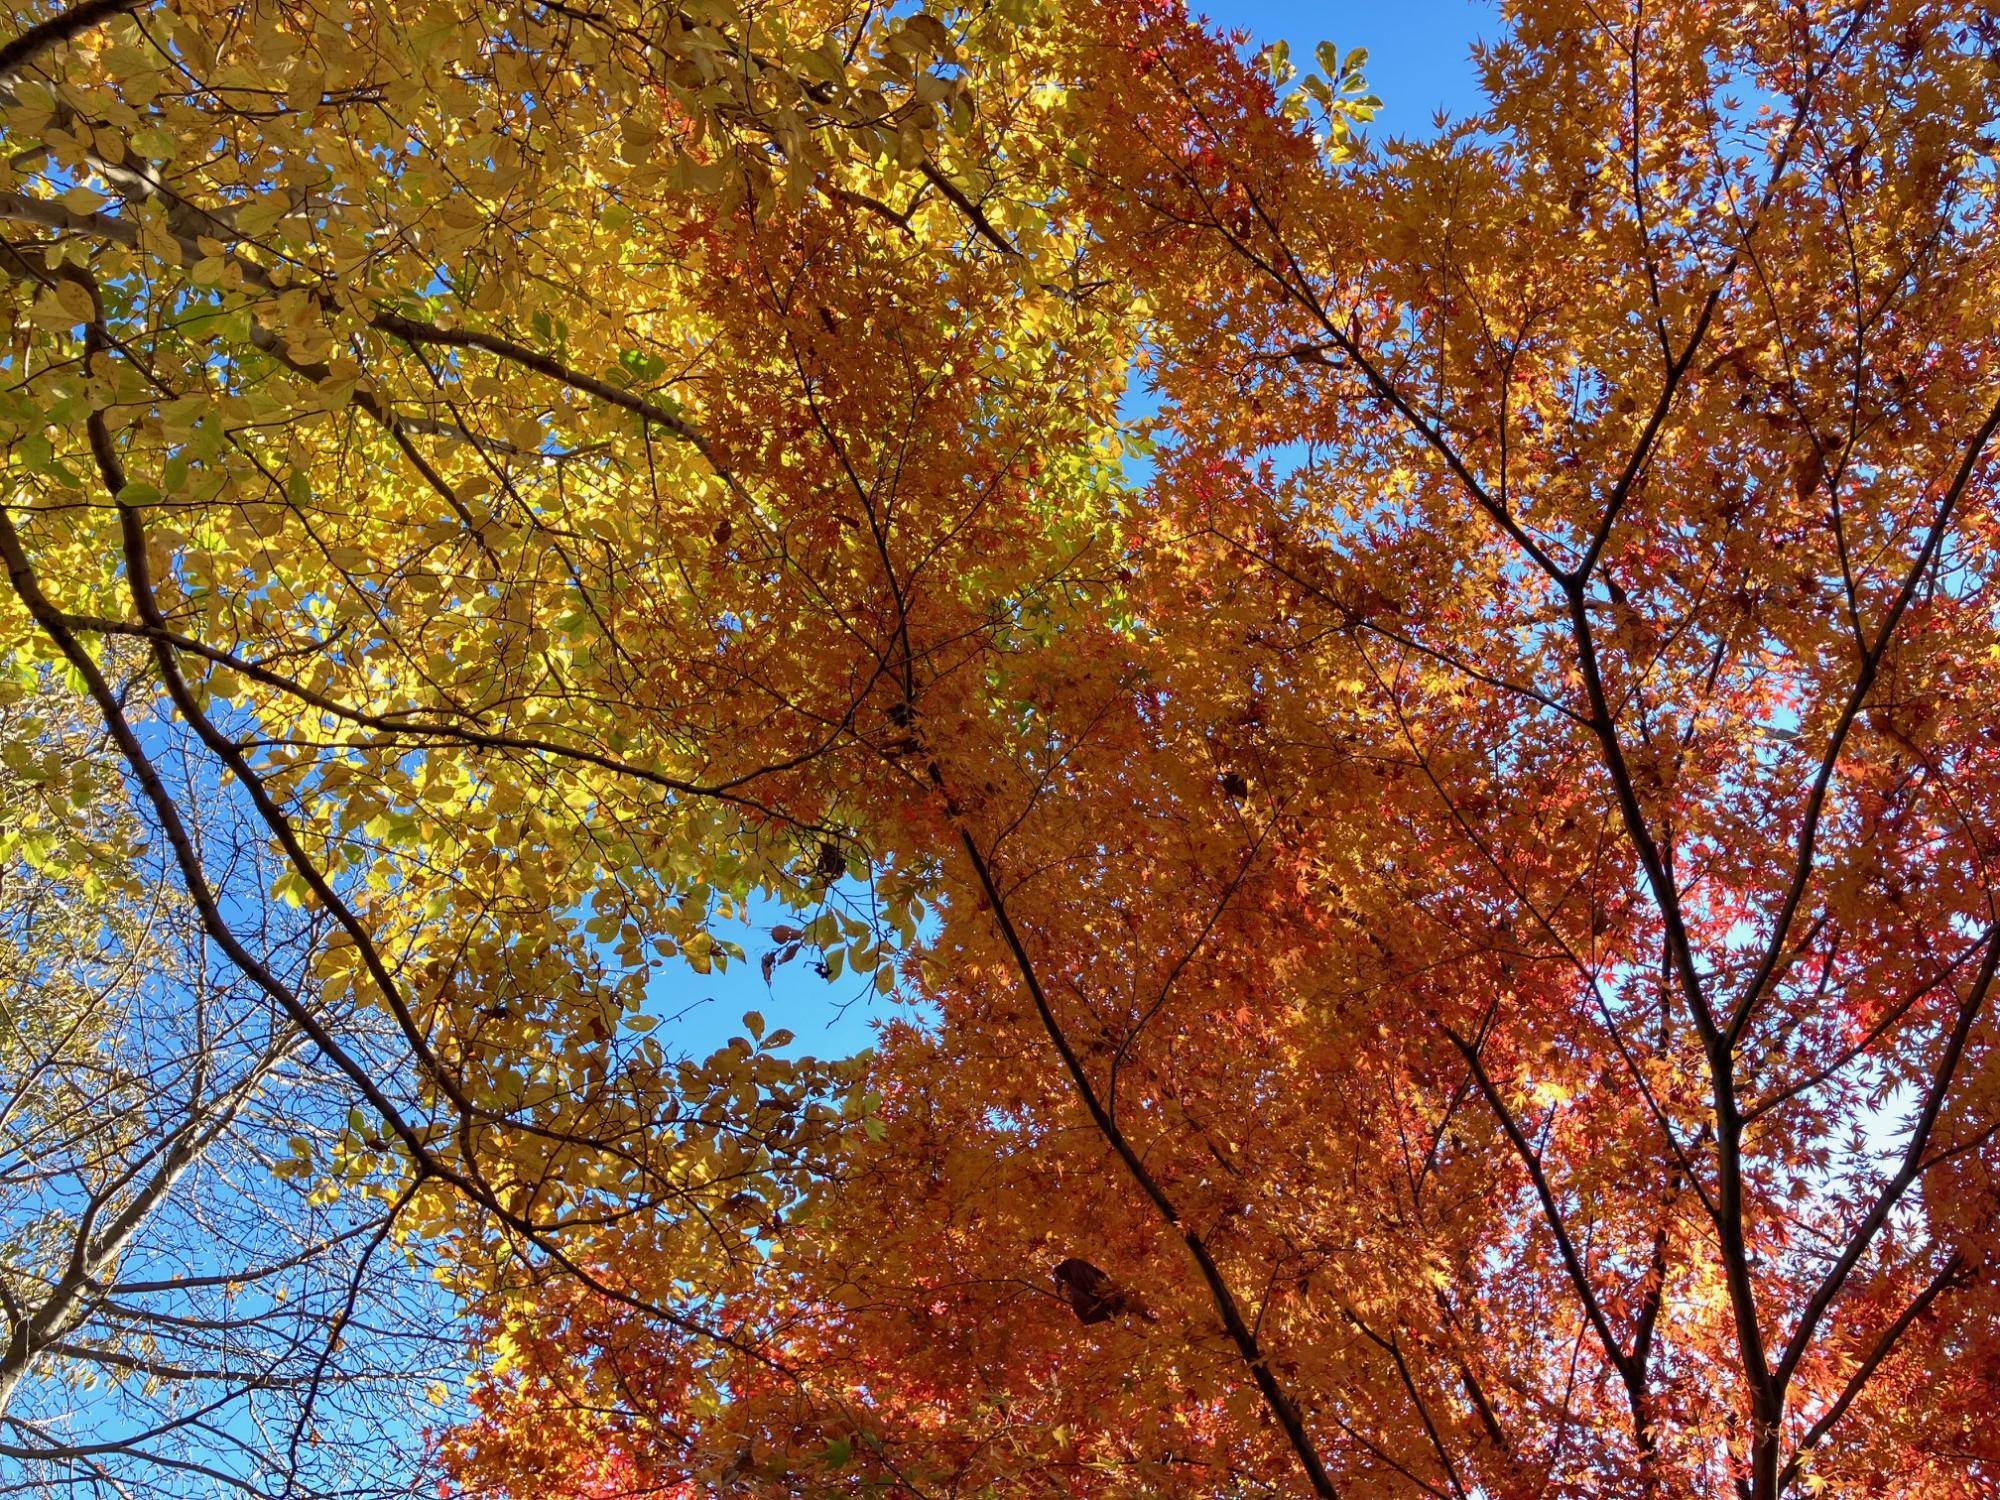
[{"left": 2, "top": 0, "right": 1999, "bottom": 1497}]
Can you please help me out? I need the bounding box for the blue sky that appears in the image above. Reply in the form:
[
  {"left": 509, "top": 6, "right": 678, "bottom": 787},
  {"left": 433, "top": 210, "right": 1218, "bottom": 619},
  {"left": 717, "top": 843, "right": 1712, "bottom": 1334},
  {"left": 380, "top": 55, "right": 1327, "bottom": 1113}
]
[
  {"left": 654, "top": 0, "right": 1500, "bottom": 1067},
  {"left": 640, "top": 889, "right": 906, "bottom": 1063},
  {"left": 1217, "top": 0, "right": 1494, "bottom": 128}
]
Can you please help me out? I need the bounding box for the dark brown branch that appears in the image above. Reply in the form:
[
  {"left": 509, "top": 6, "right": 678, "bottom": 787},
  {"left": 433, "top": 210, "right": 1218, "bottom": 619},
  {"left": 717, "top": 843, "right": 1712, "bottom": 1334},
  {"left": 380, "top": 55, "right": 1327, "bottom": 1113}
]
[
  {"left": 956, "top": 827, "right": 1342, "bottom": 1499},
  {"left": 0, "top": 0, "right": 141, "bottom": 78},
  {"left": 1775, "top": 1253, "right": 1967, "bottom": 1496},
  {"left": 1773, "top": 935, "right": 1999, "bottom": 1397},
  {"left": 1727, "top": 386, "right": 2000, "bottom": 1043},
  {"left": 917, "top": 161, "right": 1021, "bottom": 258},
  {"left": 1445, "top": 1027, "right": 1642, "bottom": 1408}
]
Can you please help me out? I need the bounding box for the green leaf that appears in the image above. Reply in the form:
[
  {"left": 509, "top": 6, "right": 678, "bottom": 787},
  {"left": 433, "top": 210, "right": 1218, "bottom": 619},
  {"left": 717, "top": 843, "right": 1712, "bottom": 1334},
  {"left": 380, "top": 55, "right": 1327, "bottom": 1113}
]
[{"left": 128, "top": 126, "right": 178, "bottom": 161}]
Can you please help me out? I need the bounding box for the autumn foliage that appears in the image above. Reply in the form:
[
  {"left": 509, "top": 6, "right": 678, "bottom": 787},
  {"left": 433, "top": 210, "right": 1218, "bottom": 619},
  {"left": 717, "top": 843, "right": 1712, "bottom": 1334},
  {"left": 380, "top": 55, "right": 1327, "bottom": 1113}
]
[{"left": 3, "top": 0, "right": 2000, "bottom": 1497}]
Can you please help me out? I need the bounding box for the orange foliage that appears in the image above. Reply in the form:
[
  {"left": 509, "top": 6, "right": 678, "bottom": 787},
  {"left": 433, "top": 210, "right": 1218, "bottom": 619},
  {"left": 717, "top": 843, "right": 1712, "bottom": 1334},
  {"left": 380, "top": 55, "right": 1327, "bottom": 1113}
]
[{"left": 444, "top": 3, "right": 2000, "bottom": 1497}]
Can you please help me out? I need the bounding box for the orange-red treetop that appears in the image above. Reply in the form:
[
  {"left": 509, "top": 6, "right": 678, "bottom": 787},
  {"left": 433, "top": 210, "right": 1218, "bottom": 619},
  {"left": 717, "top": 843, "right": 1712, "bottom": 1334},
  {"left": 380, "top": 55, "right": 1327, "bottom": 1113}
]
[
  {"left": 436, "top": 3, "right": 2000, "bottom": 1496},
  {"left": 1095, "top": 7, "right": 2000, "bottom": 1481},
  {"left": 1, "top": 0, "right": 1996, "bottom": 1496}
]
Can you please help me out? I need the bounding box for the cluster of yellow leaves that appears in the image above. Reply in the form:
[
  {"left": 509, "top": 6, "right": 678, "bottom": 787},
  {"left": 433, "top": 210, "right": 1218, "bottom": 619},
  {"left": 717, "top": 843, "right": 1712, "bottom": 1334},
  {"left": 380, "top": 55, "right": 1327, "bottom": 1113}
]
[{"left": 0, "top": 0, "right": 1137, "bottom": 1472}]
